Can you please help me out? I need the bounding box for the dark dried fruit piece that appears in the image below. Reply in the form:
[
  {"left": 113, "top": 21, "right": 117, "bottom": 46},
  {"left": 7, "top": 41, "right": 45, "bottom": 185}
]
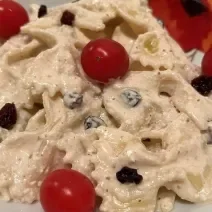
[
  {"left": 38, "top": 5, "right": 47, "bottom": 18},
  {"left": 181, "top": 0, "right": 207, "bottom": 17},
  {"left": 63, "top": 92, "right": 83, "bottom": 109},
  {"left": 60, "top": 10, "right": 75, "bottom": 26},
  {"left": 121, "top": 89, "right": 141, "bottom": 107},
  {"left": 84, "top": 116, "right": 106, "bottom": 130},
  {"left": 191, "top": 75, "right": 212, "bottom": 96},
  {"left": 0, "top": 103, "right": 17, "bottom": 129},
  {"left": 116, "top": 166, "right": 143, "bottom": 185}
]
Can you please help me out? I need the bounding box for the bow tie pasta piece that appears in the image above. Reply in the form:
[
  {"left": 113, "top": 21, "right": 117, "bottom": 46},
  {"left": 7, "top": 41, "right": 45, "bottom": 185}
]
[
  {"left": 19, "top": 24, "right": 101, "bottom": 98},
  {"left": 74, "top": 27, "right": 113, "bottom": 50},
  {"left": 25, "top": 1, "right": 116, "bottom": 32},
  {"left": 74, "top": 0, "right": 116, "bottom": 31},
  {"left": 0, "top": 67, "right": 33, "bottom": 135},
  {"left": 22, "top": 46, "right": 86, "bottom": 97},
  {"left": 56, "top": 131, "right": 97, "bottom": 178},
  {"left": 103, "top": 71, "right": 212, "bottom": 138},
  {"left": 0, "top": 84, "right": 32, "bottom": 134},
  {"left": 156, "top": 188, "right": 175, "bottom": 212},
  {"left": 103, "top": 71, "right": 179, "bottom": 135},
  {"left": 0, "top": 35, "right": 30, "bottom": 59},
  {"left": 0, "top": 70, "right": 32, "bottom": 109},
  {"left": 5, "top": 40, "right": 49, "bottom": 79},
  {"left": 23, "top": 92, "right": 67, "bottom": 134},
  {"left": 114, "top": 0, "right": 161, "bottom": 35},
  {"left": 164, "top": 36, "right": 199, "bottom": 82},
  {"left": 160, "top": 115, "right": 212, "bottom": 202},
  {"left": 112, "top": 22, "right": 137, "bottom": 53},
  {"left": 89, "top": 127, "right": 185, "bottom": 212},
  {"left": 0, "top": 131, "right": 60, "bottom": 203},
  {"left": 130, "top": 31, "right": 176, "bottom": 70},
  {"left": 26, "top": 109, "right": 45, "bottom": 132},
  {"left": 56, "top": 108, "right": 117, "bottom": 178},
  {"left": 41, "top": 92, "right": 102, "bottom": 134},
  {"left": 0, "top": 91, "right": 104, "bottom": 203},
  {"left": 90, "top": 114, "right": 212, "bottom": 211},
  {"left": 159, "top": 71, "right": 212, "bottom": 130},
  {"left": 73, "top": 0, "right": 161, "bottom": 53}
]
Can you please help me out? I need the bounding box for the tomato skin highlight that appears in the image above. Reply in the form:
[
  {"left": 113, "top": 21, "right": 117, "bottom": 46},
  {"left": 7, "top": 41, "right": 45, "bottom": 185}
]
[
  {"left": 202, "top": 47, "right": 212, "bottom": 77},
  {"left": 81, "top": 38, "right": 129, "bottom": 83},
  {"left": 0, "top": 0, "right": 29, "bottom": 39},
  {"left": 40, "top": 169, "right": 96, "bottom": 212}
]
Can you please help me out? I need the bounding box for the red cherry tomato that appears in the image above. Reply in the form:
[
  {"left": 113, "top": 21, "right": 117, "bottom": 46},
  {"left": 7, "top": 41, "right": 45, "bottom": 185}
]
[
  {"left": 81, "top": 38, "right": 129, "bottom": 83},
  {"left": 0, "top": 0, "right": 29, "bottom": 39},
  {"left": 40, "top": 169, "right": 96, "bottom": 212},
  {"left": 202, "top": 47, "right": 212, "bottom": 76}
]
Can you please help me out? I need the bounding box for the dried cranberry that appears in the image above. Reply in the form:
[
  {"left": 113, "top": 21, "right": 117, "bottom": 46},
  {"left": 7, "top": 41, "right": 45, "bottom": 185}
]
[
  {"left": 38, "top": 5, "right": 47, "bottom": 18},
  {"left": 60, "top": 10, "right": 75, "bottom": 26},
  {"left": 0, "top": 103, "right": 17, "bottom": 129},
  {"left": 191, "top": 75, "right": 212, "bottom": 96},
  {"left": 116, "top": 167, "right": 143, "bottom": 185}
]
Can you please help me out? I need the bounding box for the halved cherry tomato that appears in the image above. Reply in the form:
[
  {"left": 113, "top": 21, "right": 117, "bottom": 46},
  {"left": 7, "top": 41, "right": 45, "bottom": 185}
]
[
  {"left": 40, "top": 169, "right": 96, "bottom": 212},
  {"left": 81, "top": 38, "right": 129, "bottom": 83},
  {"left": 0, "top": 0, "right": 29, "bottom": 39}
]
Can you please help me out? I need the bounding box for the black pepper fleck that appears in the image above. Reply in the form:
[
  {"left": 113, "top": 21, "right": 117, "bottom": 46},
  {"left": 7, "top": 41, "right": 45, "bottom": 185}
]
[
  {"left": 61, "top": 10, "right": 75, "bottom": 26},
  {"left": 116, "top": 166, "right": 143, "bottom": 185},
  {"left": 38, "top": 5, "right": 47, "bottom": 18}
]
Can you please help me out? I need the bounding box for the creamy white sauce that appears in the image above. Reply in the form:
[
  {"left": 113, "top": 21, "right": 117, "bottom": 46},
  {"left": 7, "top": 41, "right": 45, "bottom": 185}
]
[{"left": 0, "top": 0, "right": 211, "bottom": 212}]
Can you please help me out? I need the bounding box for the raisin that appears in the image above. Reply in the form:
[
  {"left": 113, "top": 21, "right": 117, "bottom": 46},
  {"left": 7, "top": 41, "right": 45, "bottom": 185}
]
[
  {"left": 38, "top": 5, "right": 47, "bottom": 18},
  {"left": 121, "top": 89, "right": 141, "bottom": 107},
  {"left": 191, "top": 75, "right": 212, "bottom": 96},
  {"left": 0, "top": 103, "right": 17, "bottom": 129},
  {"left": 116, "top": 167, "right": 143, "bottom": 184},
  {"left": 84, "top": 116, "right": 106, "bottom": 130},
  {"left": 181, "top": 0, "right": 207, "bottom": 17},
  {"left": 63, "top": 92, "right": 83, "bottom": 109},
  {"left": 60, "top": 10, "right": 75, "bottom": 26}
]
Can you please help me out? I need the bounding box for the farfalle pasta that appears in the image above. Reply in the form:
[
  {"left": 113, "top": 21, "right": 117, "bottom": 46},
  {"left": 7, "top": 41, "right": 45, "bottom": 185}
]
[{"left": 0, "top": 0, "right": 211, "bottom": 212}]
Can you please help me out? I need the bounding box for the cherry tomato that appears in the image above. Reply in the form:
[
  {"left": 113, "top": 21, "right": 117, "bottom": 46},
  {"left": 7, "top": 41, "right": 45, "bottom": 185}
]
[
  {"left": 40, "top": 169, "right": 96, "bottom": 212},
  {"left": 0, "top": 0, "right": 29, "bottom": 39},
  {"left": 81, "top": 38, "right": 129, "bottom": 83},
  {"left": 202, "top": 47, "right": 212, "bottom": 76}
]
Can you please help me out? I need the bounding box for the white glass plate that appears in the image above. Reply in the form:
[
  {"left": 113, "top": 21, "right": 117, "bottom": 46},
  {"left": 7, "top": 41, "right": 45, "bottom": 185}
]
[{"left": 0, "top": 0, "right": 210, "bottom": 211}]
